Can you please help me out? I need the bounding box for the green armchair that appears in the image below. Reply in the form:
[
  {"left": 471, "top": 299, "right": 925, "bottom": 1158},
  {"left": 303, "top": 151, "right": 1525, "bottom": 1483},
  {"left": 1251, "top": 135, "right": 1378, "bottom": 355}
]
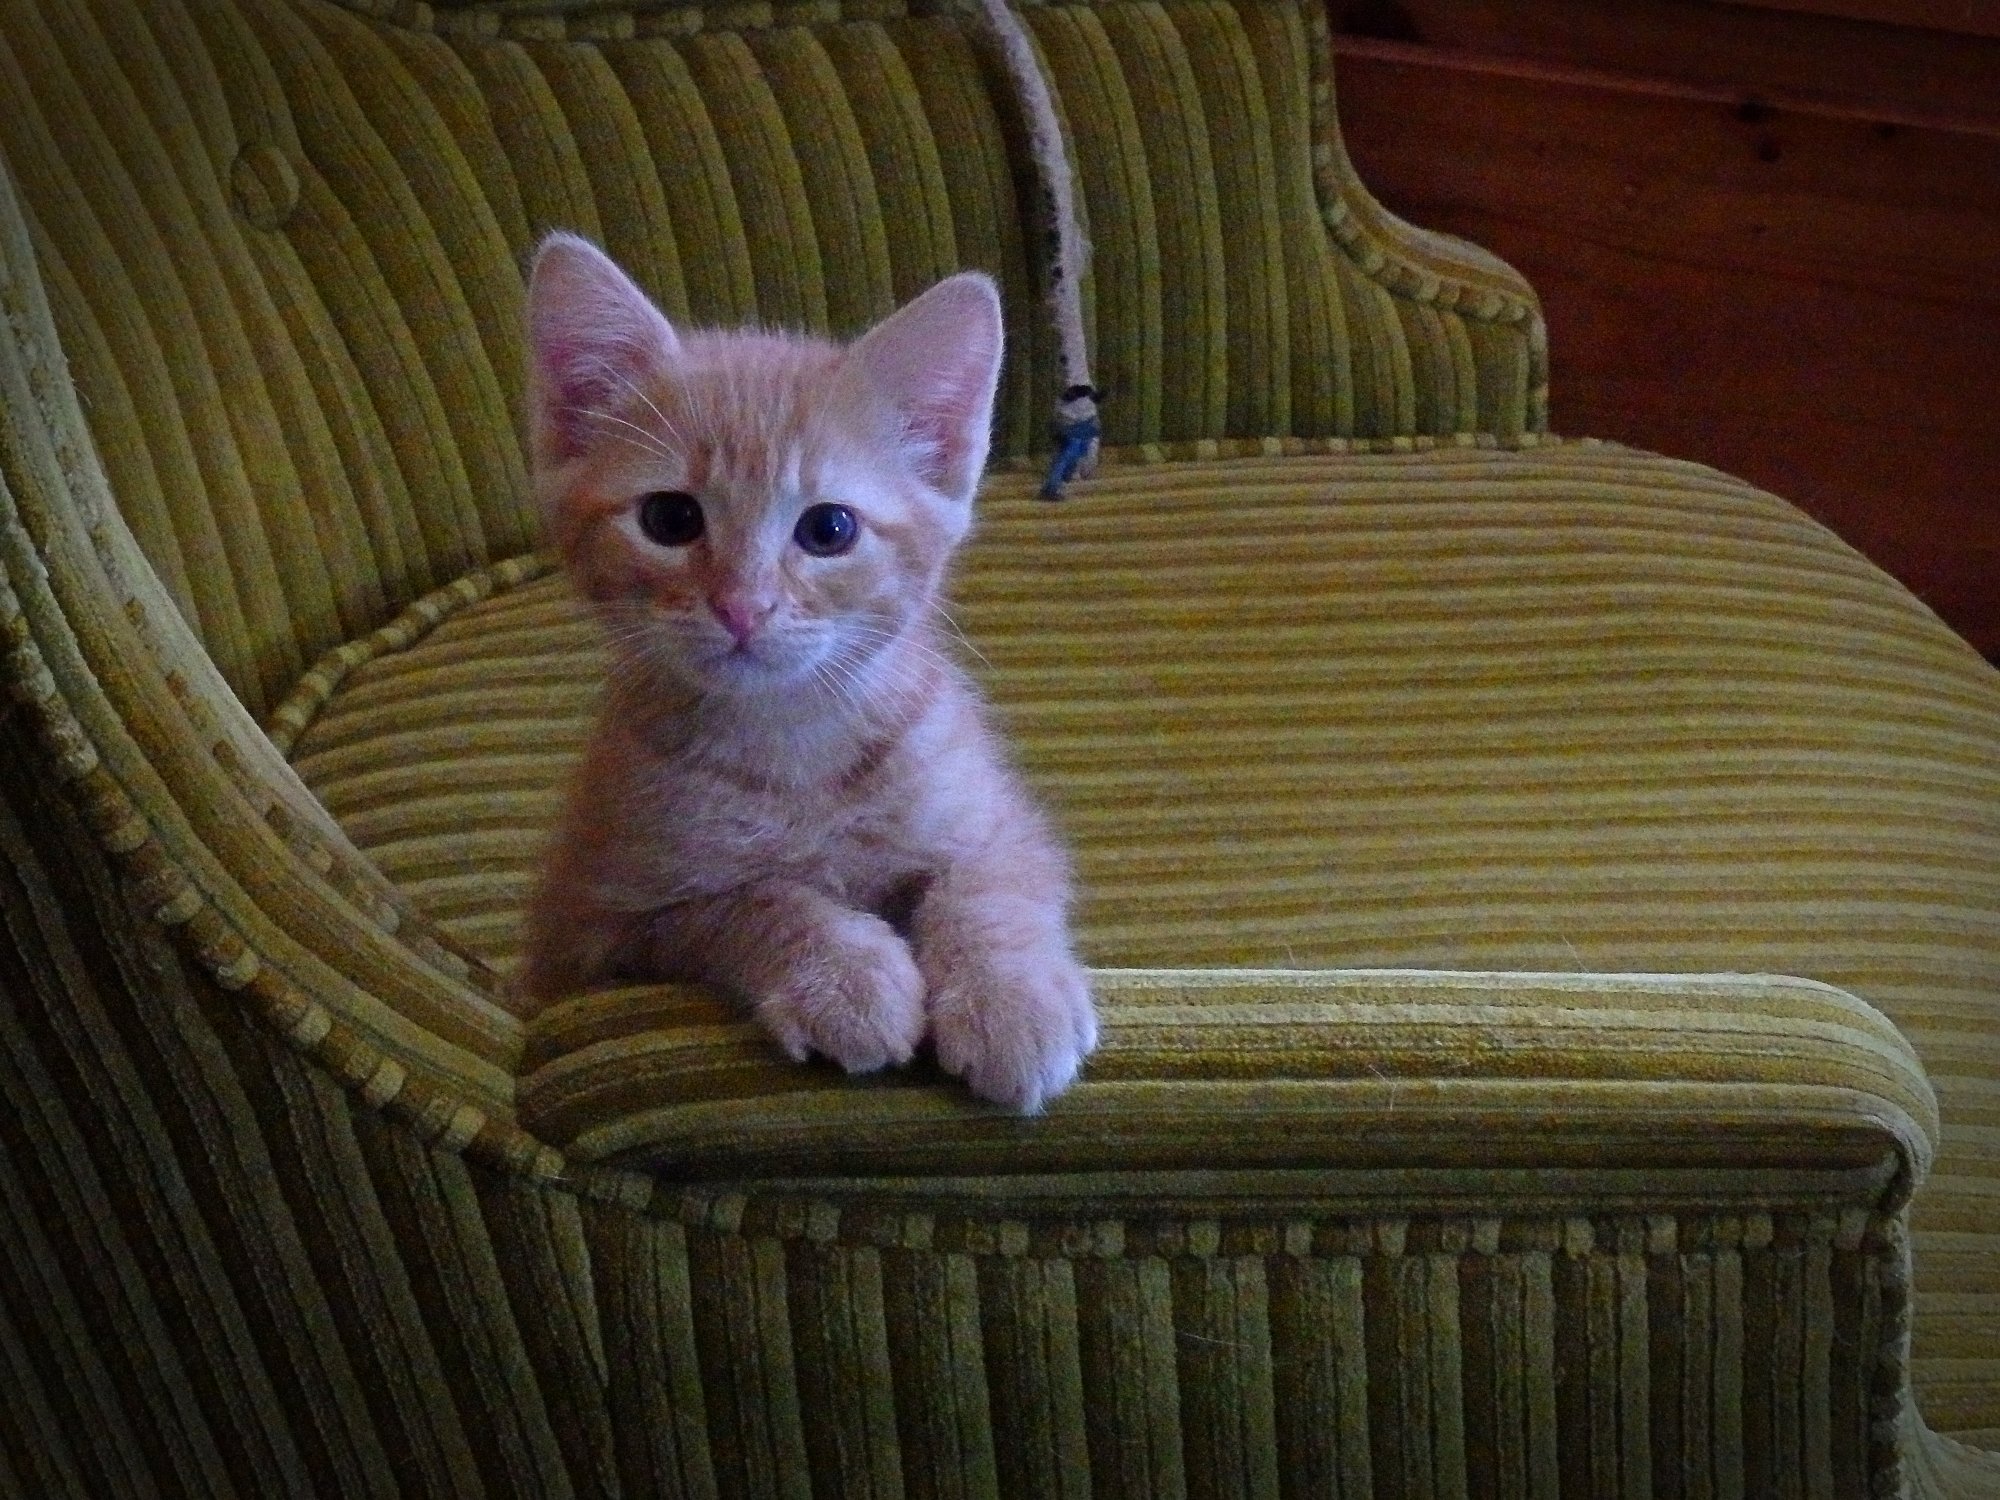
[{"left": 2, "top": 0, "right": 1995, "bottom": 1493}]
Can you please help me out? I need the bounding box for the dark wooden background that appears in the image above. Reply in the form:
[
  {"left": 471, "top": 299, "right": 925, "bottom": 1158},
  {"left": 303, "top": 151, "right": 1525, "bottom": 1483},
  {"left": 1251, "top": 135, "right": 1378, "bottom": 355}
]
[{"left": 1329, "top": 0, "right": 2000, "bottom": 660}]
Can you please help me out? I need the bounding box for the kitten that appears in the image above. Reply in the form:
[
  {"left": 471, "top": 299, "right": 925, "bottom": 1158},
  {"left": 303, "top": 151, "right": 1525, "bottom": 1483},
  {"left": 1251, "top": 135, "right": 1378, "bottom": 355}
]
[{"left": 514, "top": 233, "right": 1097, "bottom": 1113}]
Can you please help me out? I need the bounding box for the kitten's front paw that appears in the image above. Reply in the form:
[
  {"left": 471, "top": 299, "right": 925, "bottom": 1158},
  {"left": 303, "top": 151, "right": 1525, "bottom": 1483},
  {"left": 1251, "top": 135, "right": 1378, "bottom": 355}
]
[
  {"left": 929, "top": 948, "right": 1097, "bottom": 1114},
  {"left": 754, "top": 909, "right": 928, "bottom": 1075}
]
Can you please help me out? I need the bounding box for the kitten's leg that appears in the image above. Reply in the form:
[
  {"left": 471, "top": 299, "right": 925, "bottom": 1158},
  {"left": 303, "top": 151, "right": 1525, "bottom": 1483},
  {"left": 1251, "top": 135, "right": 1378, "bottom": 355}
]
[
  {"left": 514, "top": 885, "right": 637, "bottom": 1016},
  {"left": 912, "top": 820, "right": 1097, "bottom": 1113},
  {"left": 651, "top": 881, "right": 928, "bottom": 1075}
]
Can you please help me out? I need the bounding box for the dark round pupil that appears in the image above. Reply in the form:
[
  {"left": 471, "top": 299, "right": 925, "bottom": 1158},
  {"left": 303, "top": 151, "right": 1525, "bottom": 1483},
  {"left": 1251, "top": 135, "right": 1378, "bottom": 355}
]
[
  {"left": 795, "top": 503, "right": 857, "bottom": 557},
  {"left": 638, "top": 491, "right": 703, "bottom": 547}
]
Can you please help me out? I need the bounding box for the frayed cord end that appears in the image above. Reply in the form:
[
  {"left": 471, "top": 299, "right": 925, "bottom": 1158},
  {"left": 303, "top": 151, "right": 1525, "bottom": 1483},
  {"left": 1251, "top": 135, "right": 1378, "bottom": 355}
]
[{"left": 1039, "top": 385, "right": 1102, "bottom": 501}]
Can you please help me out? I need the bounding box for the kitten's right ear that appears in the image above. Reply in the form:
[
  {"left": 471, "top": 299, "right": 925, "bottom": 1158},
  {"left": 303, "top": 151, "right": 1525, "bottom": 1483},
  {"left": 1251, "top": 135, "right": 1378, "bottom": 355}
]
[{"left": 525, "top": 232, "right": 679, "bottom": 469}]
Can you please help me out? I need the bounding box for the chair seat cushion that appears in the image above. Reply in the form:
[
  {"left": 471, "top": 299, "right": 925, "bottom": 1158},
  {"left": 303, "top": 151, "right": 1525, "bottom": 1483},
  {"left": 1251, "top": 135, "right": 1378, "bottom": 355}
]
[{"left": 276, "top": 438, "right": 2000, "bottom": 1433}]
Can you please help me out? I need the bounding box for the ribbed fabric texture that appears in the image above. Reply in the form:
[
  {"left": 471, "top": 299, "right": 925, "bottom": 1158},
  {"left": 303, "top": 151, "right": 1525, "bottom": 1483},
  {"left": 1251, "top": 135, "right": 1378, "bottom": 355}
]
[
  {"left": 2, "top": 0, "right": 1995, "bottom": 1489},
  {"left": 0, "top": 749, "right": 1950, "bottom": 1496},
  {"left": 509, "top": 966, "right": 1935, "bottom": 1185},
  {"left": 284, "top": 443, "right": 2000, "bottom": 1444},
  {"left": 0, "top": 0, "right": 1536, "bottom": 720}
]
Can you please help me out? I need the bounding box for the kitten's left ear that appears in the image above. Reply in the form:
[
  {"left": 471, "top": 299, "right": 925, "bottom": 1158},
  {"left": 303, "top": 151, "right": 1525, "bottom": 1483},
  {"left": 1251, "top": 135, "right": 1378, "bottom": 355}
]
[{"left": 848, "top": 272, "right": 1004, "bottom": 505}]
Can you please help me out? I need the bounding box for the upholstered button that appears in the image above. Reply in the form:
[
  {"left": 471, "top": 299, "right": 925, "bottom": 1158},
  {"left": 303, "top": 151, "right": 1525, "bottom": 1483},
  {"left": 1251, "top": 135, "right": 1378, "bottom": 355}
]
[{"left": 230, "top": 142, "right": 299, "bottom": 229}]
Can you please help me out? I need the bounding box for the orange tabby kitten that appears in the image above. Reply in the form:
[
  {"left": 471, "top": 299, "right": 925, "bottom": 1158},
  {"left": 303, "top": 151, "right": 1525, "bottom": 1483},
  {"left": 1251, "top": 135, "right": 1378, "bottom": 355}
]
[{"left": 515, "top": 234, "right": 1096, "bottom": 1112}]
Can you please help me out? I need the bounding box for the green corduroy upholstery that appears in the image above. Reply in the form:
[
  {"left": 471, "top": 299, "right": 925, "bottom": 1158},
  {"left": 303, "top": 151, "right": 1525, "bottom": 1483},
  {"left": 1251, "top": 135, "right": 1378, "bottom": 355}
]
[
  {"left": 4, "top": 0, "right": 1537, "bottom": 720},
  {"left": 1, "top": 0, "right": 1996, "bottom": 1494}
]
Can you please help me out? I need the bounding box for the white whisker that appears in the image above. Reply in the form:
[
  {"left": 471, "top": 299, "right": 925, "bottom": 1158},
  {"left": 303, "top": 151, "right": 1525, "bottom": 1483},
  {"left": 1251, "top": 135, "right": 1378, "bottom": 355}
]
[
  {"left": 931, "top": 603, "right": 994, "bottom": 671},
  {"left": 824, "top": 634, "right": 937, "bottom": 717},
  {"left": 840, "top": 624, "right": 963, "bottom": 683},
  {"left": 573, "top": 407, "right": 678, "bottom": 463},
  {"left": 599, "top": 365, "right": 686, "bottom": 448}
]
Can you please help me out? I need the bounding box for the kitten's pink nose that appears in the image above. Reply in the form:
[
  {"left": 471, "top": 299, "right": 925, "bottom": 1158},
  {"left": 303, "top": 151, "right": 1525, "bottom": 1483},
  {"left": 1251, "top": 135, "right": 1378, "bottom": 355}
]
[{"left": 707, "top": 591, "right": 773, "bottom": 646}]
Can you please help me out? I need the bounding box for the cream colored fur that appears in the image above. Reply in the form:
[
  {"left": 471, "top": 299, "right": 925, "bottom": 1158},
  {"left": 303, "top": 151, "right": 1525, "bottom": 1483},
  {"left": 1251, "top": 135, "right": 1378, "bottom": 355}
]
[{"left": 517, "top": 234, "right": 1096, "bottom": 1112}]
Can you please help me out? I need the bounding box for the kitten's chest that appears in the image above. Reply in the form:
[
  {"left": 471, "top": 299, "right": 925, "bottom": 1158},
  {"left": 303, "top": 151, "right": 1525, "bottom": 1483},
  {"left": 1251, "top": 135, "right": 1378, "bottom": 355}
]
[
  {"left": 636, "top": 689, "right": 984, "bottom": 907},
  {"left": 787, "top": 778, "right": 933, "bottom": 904},
  {"left": 648, "top": 748, "right": 934, "bottom": 899}
]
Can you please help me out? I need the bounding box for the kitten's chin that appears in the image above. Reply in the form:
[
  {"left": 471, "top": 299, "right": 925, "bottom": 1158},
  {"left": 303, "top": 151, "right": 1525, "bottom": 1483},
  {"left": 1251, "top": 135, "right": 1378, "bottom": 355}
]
[
  {"left": 606, "top": 636, "right": 797, "bottom": 703},
  {"left": 685, "top": 637, "right": 824, "bottom": 697},
  {"left": 701, "top": 653, "right": 800, "bottom": 693},
  {"left": 634, "top": 621, "right": 900, "bottom": 710}
]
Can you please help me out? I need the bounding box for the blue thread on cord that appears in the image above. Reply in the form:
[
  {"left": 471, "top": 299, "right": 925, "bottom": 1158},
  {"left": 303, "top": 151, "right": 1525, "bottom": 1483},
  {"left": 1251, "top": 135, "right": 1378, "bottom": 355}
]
[{"left": 1040, "top": 385, "right": 1102, "bottom": 501}]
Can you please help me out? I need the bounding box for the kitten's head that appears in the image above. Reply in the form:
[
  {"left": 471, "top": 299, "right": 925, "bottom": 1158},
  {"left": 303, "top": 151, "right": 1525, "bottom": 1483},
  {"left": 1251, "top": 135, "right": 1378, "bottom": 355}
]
[{"left": 525, "top": 233, "right": 1002, "bottom": 702}]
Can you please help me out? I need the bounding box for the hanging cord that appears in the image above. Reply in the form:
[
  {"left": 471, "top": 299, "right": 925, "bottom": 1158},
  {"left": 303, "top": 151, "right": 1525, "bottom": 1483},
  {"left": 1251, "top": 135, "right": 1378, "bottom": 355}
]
[{"left": 974, "top": 0, "right": 1100, "bottom": 500}]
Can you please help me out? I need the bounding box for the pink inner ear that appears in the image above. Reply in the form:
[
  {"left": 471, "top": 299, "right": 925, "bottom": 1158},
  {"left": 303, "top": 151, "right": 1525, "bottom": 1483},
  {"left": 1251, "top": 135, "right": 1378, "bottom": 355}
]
[
  {"left": 536, "top": 338, "right": 641, "bottom": 464},
  {"left": 527, "top": 235, "right": 678, "bottom": 467},
  {"left": 851, "top": 273, "right": 1003, "bottom": 503},
  {"left": 900, "top": 370, "right": 986, "bottom": 484}
]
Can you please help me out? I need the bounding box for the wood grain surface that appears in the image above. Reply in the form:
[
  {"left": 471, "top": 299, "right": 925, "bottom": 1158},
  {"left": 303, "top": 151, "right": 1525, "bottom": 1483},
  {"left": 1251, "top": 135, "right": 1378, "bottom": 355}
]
[{"left": 1331, "top": 0, "right": 2000, "bottom": 657}]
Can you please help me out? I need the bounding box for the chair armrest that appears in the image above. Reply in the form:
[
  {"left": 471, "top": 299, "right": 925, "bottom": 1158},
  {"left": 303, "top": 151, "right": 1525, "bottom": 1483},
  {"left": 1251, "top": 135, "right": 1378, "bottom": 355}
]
[
  {"left": 0, "top": 163, "right": 521, "bottom": 1121},
  {"left": 520, "top": 968, "right": 1936, "bottom": 1209}
]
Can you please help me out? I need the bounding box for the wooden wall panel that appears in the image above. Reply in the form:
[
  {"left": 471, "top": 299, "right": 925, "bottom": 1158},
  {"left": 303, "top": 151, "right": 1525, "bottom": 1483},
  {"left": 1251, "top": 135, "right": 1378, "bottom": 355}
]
[{"left": 1330, "top": 2, "right": 2000, "bottom": 658}]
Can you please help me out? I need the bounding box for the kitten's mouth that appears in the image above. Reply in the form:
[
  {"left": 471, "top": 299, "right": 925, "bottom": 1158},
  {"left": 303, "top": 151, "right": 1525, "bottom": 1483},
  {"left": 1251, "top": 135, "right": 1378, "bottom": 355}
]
[
  {"left": 697, "top": 636, "right": 807, "bottom": 686},
  {"left": 708, "top": 642, "right": 772, "bottom": 673}
]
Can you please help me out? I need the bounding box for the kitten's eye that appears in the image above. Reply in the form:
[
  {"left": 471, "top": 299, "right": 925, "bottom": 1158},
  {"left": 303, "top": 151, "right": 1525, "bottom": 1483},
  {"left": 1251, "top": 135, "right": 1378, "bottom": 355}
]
[
  {"left": 794, "top": 502, "right": 858, "bottom": 558},
  {"left": 638, "top": 490, "right": 704, "bottom": 548}
]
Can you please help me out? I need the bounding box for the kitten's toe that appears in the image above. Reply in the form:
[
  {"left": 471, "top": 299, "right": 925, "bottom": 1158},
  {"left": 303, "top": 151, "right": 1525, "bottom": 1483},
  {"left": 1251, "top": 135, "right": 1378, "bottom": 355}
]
[
  {"left": 757, "top": 1008, "right": 815, "bottom": 1065},
  {"left": 1071, "top": 983, "right": 1100, "bottom": 1057},
  {"left": 754, "top": 911, "right": 927, "bottom": 1075},
  {"left": 931, "top": 953, "right": 1096, "bottom": 1114}
]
